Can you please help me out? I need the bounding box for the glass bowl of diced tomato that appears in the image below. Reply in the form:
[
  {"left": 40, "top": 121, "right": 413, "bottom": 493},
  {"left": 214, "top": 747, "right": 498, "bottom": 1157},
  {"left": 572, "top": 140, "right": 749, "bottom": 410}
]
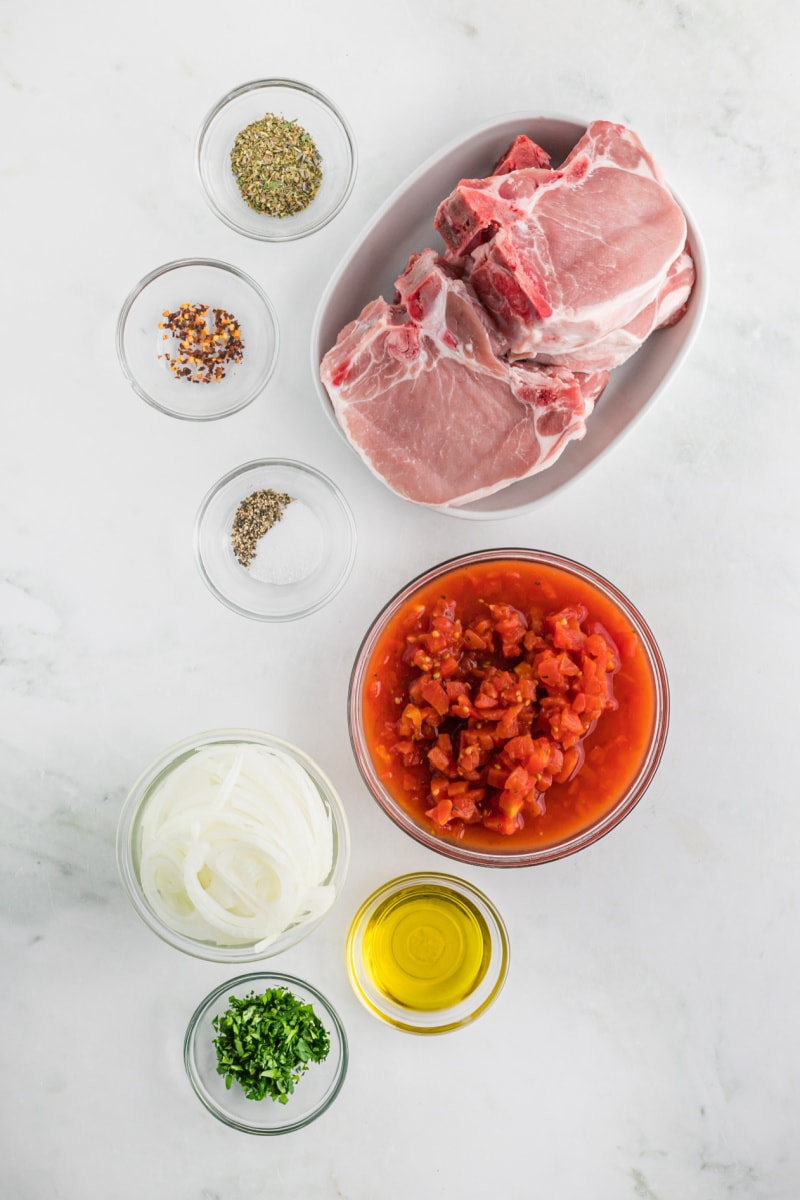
[{"left": 348, "top": 549, "right": 669, "bottom": 867}]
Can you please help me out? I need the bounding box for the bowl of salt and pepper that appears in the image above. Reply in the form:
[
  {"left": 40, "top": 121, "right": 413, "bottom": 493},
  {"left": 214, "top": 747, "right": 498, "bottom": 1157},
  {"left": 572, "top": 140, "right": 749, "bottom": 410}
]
[{"left": 195, "top": 459, "right": 356, "bottom": 621}]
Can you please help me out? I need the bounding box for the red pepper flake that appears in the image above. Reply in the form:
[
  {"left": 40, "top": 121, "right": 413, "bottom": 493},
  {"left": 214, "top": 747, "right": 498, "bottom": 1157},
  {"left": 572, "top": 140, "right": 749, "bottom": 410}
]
[{"left": 157, "top": 302, "right": 244, "bottom": 384}]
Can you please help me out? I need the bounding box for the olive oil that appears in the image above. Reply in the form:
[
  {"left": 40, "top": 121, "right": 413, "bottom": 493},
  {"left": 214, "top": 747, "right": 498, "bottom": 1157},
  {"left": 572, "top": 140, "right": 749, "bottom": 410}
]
[{"left": 361, "top": 882, "right": 491, "bottom": 1011}]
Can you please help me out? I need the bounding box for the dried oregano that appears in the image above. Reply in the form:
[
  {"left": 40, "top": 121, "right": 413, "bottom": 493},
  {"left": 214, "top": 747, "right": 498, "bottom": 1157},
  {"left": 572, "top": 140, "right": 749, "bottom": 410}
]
[{"left": 230, "top": 113, "right": 323, "bottom": 217}]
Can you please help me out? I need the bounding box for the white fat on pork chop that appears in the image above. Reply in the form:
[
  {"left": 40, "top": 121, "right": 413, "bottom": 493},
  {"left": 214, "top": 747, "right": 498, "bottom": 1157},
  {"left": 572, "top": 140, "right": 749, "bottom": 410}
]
[{"left": 435, "top": 121, "right": 694, "bottom": 370}]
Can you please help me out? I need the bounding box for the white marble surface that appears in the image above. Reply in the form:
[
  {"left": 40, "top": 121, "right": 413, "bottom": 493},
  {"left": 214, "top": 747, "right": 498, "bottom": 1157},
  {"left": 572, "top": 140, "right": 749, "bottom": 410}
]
[{"left": 2, "top": 2, "right": 799, "bottom": 1197}]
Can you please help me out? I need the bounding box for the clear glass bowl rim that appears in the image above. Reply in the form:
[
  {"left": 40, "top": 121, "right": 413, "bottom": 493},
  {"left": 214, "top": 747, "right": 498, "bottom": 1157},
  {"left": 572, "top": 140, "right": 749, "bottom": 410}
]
[
  {"left": 348, "top": 548, "right": 670, "bottom": 868},
  {"left": 195, "top": 77, "right": 358, "bottom": 242},
  {"left": 115, "top": 728, "right": 350, "bottom": 962},
  {"left": 345, "top": 870, "right": 510, "bottom": 1035},
  {"left": 115, "top": 257, "right": 280, "bottom": 420},
  {"left": 184, "top": 970, "right": 349, "bottom": 1134}
]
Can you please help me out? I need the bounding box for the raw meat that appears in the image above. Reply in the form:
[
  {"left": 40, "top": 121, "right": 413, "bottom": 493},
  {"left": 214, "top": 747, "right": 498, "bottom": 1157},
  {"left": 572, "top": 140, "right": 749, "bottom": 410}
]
[
  {"left": 320, "top": 250, "right": 608, "bottom": 508},
  {"left": 435, "top": 121, "right": 693, "bottom": 370},
  {"left": 435, "top": 163, "right": 556, "bottom": 259},
  {"left": 434, "top": 136, "right": 554, "bottom": 259},
  {"left": 319, "top": 121, "right": 695, "bottom": 509},
  {"left": 491, "top": 134, "right": 551, "bottom": 174},
  {"left": 534, "top": 244, "right": 696, "bottom": 371}
]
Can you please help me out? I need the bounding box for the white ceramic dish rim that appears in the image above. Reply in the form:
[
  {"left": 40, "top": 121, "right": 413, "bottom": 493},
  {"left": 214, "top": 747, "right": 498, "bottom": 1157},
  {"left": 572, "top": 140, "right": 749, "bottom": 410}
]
[{"left": 310, "top": 111, "right": 710, "bottom": 520}]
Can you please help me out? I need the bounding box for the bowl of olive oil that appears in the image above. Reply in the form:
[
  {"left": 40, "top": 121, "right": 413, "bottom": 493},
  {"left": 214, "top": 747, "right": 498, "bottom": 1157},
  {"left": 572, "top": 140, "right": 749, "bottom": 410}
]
[{"left": 345, "top": 873, "right": 509, "bottom": 1034}]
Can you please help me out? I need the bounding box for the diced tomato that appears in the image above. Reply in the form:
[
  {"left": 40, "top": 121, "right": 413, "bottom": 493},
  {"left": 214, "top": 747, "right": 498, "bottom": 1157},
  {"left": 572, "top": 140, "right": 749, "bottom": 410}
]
[
  {"left": 502, "top": 765, "right": 530, "bottom": 794},
  {"left": 482, "top": 811, "right": 524, "bottom": 836},
  {"left": 371, "top": 575, "right": 625, "bottom": 843},
  {"left": 426, "top": 798, "right": 453, "bottom": 827},
  {"left": 449, "top": 695, "right": 474, "bottom": 719},
  {"left": 548, "top": 606, "right": 588, "bottom": 652},
  {"left": 450, "top": 788, "right": 484, "bottom": 822},
  {"left": 401, "top": 703, "right": 423, "bottom": 729},
  {"left": 525, "top": 737, "right": 558, "bottom": 774},
  {"left": 554, "top": 743, "right": 584, "bottom": 784},
  {"left": 503, "top": 734, "right": 535, "bottom": 762},
  {"left": 420, "top": 679, "right": 450, "bottom": 716},
  {"left": 486, "top": 765, "right": 509, "bottom": 789},
  {"left": 427, "top": 743, "right": 451, "bottom": 773},
  {"left": 464, "top": 628, "right": 489, "bottom": 651},
  {"left": 445, "top": 681, "right": 468, "bottom": 699},
  {"left": 498, "top": 788, "right": 529, "bottom": 818},
  {"left": 495, "top": 704, "right": 523, "bottom": 740},
  {"left": 429, "top": 774, "right": 449, "bottom": 799}
]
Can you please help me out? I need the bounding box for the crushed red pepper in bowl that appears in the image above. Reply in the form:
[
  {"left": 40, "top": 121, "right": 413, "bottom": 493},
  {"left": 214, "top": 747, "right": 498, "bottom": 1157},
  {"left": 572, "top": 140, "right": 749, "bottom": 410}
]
[
  {"left": 349, "top": 550, "right": 669, "bottom": 867},
  {"left": 116, "top": 258, "right": 278, "bottom": 420},
  {"left": 158, "top": 302, "right": 244, "bottom": 383}
]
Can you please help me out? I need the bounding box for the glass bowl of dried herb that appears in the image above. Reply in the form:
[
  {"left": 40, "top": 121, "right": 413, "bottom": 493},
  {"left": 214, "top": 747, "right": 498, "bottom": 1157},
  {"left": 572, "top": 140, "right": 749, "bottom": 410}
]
[
  {"left": 184, "top": 972, "right": 348, "bottom": 1134},
  {"left": 116, "top": 258, "right": 279, "bottom": 420},
  {"left": 194, "top": 458, "right": 357, "bottom": 621},
  {"left": 196, "top": 79, "right": 357, "bottom": 241}
]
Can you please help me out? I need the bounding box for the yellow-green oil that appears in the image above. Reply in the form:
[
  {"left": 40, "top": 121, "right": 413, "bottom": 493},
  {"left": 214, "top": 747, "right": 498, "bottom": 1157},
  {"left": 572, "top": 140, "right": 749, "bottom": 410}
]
[{"left": 362, "top": 883, "right": 491, "bottom": 1011}]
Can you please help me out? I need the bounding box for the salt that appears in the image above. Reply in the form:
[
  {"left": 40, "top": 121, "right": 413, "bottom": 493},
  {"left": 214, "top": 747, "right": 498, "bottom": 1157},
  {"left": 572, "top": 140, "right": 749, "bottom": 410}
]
[{"left": 247, "top": 499, "right": 324, "bottom": 585}]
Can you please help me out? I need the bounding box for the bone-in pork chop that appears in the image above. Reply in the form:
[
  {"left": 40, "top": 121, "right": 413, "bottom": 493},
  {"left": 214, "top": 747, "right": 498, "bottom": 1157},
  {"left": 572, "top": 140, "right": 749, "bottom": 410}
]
[
  {"left": 435, "top": 121, "right": 693, "bottom": 370},
  {"left": 320, "top": 250, "right": 608, "bottom": 507}
]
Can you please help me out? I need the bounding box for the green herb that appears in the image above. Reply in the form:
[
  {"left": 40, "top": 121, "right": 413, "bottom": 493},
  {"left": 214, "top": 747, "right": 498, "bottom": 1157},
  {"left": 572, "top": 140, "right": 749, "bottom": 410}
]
[
  {"left": 230, "top": 113, "right": 323, "bottom": 218},
  {"left": 212, "top": 986, "right": 330, "bottom": 1104},
  {"left": 231, "top": 488, "right": 294, "bottom": 568}
]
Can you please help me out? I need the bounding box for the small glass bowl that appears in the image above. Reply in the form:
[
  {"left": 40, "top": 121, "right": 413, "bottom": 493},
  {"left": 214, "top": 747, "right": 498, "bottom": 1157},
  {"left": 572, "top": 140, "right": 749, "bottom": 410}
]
[
  {"left": 194, "top": 458, "right": 357, "bottom": 621},
  {"left": 346, "top": 872, "right": 509, "bottom": 1035},
  {"left": 116, "top": 258, "right": 279, "bottom": 419},
  {"left": 184, "top": 972, "right": 348, "bottom": 1134},
  {"left": 196, "top": 79, "right": 357, "bottom": 241},
  {"left": 116, "top": 729, "right": 350, "bottom": 963},
  {"left": 349, "top": 549, "right": 669, "bottom": 868}
]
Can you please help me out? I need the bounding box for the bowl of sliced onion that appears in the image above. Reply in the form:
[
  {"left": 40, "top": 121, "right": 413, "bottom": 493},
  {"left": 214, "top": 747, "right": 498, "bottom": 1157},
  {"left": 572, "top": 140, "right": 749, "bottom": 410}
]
[{"left": 116, "top": 729, "right": 350, "bottom": 962}]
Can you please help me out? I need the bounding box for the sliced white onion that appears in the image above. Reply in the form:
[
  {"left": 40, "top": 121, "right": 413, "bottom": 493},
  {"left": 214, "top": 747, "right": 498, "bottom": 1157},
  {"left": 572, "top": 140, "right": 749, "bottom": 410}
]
[{"left": 138, "top": 743, "right": 337, "bottom": 946}]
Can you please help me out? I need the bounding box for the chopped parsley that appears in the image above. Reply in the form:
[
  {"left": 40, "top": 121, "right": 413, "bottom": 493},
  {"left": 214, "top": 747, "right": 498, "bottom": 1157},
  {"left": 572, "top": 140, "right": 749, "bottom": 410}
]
[{"left": 212, "top": 986, "right": 330, "bottom": 1104}]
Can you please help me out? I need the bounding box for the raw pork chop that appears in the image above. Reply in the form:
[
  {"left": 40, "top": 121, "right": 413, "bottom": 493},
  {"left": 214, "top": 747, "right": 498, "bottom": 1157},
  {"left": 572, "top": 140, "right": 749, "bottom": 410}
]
[
  {"left": 534, "top": 245, "right": 696, "bottom": 371},
  {"left": 320, "top": 250, "right": 608, "bottom": 508},
  {"left": 491, "top": 134, "right": 551, "bottom": 174},
  {"left": 433, "top": 136, "right": 554, "bottom": 258},
  {"left": 434, "top": 121, "right": 693, "bottom": 370}
]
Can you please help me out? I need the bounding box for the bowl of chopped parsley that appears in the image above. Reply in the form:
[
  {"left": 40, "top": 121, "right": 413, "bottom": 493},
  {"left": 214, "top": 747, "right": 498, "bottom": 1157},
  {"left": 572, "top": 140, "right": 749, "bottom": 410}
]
[
  {"left": 196, "top": 79, "right": 357, "bottom": 242},
  {"left": 184, "top": 972, "right": 348, "bottom": 1134}
]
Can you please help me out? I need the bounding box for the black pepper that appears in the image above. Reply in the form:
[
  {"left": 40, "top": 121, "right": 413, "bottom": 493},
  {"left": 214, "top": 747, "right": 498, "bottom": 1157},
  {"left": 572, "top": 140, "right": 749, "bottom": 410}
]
[{"left": 231, "top": 489, "right": 294, "bottom": 567}]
